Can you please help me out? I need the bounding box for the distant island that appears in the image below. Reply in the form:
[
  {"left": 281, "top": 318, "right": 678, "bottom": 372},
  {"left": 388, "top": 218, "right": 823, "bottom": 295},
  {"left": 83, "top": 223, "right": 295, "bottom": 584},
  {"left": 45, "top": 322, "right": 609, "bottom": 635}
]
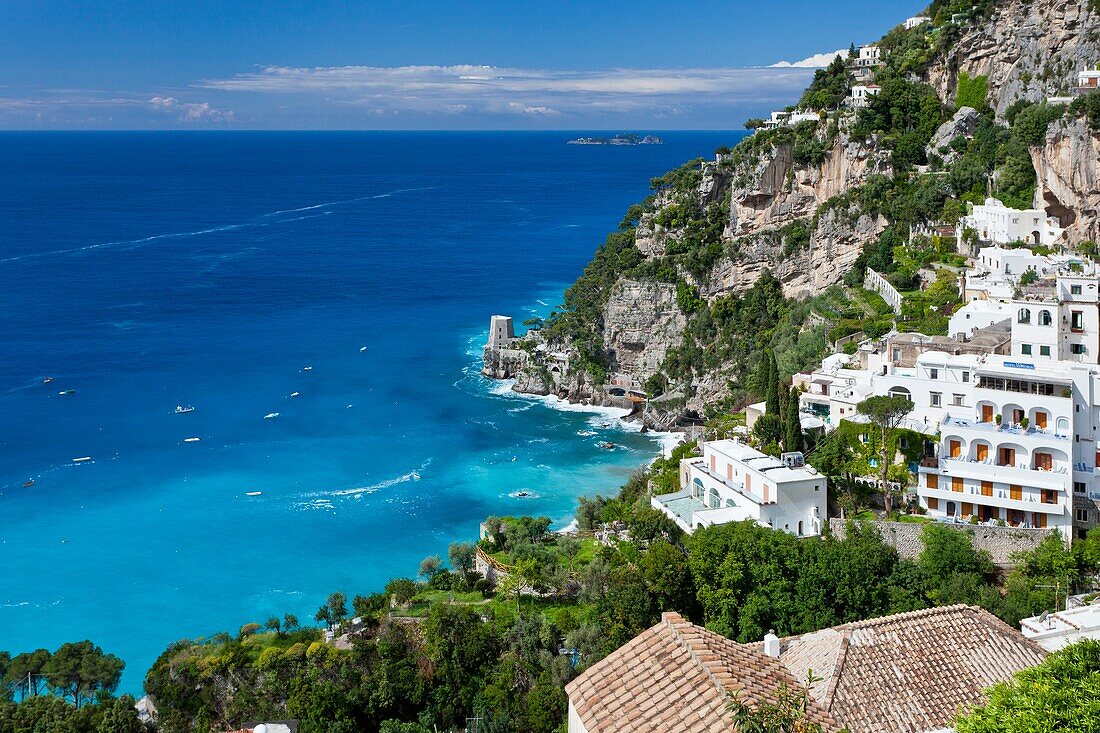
[{"left": 567, "top": 133, "right": 663, "bottom": 145}]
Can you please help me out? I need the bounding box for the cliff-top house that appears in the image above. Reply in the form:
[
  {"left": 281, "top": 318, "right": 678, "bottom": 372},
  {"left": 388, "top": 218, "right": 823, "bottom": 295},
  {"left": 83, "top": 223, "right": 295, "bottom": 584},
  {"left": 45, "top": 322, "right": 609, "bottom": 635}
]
[{"left": 565, "top": 606, "right": 1046, "bottom": 733}]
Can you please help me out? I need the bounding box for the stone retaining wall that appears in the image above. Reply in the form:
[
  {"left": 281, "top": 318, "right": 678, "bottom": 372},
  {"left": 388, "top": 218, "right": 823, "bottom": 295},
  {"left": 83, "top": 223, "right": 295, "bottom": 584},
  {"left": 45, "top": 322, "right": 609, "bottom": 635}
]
[{"left": 828, "top": 518, "right": 1056, "bottom": 565}]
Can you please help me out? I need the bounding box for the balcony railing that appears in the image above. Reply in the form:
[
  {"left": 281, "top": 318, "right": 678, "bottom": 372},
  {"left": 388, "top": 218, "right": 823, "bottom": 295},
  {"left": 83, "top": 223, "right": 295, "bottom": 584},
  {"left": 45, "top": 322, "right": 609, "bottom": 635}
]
[{"left": 941, "top": 414, "right": 1069, "bottom": 441}]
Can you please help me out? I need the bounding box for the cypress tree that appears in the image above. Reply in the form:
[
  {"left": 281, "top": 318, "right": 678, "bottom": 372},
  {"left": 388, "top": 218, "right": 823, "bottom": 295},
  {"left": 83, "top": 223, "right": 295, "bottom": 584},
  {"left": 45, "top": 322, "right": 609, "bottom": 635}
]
[
  {"left": 765, "top": 351, "right": 781, "bottom": 418},
  {"left": 784, "top": 388, "right": 804, "bottom": 453}
]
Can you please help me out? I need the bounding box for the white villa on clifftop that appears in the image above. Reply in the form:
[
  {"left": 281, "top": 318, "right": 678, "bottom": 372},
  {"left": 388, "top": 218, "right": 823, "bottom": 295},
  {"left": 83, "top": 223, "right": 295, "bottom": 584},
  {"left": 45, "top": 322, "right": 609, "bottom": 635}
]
[
  {"left": 958, "top": 197, "right": 1065, "bottom": 253},
  {"left": 651, "top": 440, "right": 827, "bottom": 536}
]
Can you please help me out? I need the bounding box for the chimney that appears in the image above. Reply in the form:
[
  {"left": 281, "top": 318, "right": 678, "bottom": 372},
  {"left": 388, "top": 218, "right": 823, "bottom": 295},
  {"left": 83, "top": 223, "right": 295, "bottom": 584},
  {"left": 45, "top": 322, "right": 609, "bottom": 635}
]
[{"left": 763, "top": 630, "right": 781, "bottom": 658}]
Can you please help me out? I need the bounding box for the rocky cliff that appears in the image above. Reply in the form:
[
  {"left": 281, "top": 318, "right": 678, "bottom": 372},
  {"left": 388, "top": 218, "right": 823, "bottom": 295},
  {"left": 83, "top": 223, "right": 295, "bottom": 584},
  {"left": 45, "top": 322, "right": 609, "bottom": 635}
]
[
  {"left": 926, "top": 0, "right": 1100, "bottom": 116},
  {"left": 1033, "top": 116, "right": 1100, "bottom": 242}
]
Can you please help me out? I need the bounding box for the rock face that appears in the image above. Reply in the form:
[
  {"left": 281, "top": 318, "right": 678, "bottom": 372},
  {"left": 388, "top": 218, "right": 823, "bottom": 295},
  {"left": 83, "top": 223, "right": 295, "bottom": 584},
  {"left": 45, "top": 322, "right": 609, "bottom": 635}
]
[
  {"left": 1033, "top": 117, "right": 1100, "bottom": 244},
  {"left": 728, "top": 128, "right": 890, "bottom": 237},
  {"left": 602, "top": 280, "right": 687, "bottom": 382},
  {"left": 926, "top": 106, "right": 981, "bottom": 164},
  {"left": 926, "top": 0, "right": 1100, "bottom": 117}
]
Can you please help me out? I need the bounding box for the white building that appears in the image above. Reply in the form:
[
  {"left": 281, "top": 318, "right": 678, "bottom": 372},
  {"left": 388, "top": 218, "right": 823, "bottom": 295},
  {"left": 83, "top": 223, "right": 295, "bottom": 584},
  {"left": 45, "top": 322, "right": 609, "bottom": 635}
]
[
  {"left": 1021, "top": 596, "right": 1100, "bottom": 651},
  {"left": 1010, "top": 270, "right": 1100, "bottom": 364},
  {"left": 849, "top": 45, "right": 884, "bottom": 82},
  {"left": 949, "top": 300, "right": 1013, "bottom": 340},
  {"left": 651, "top": 440, "right": 827, "bottom": 536},
  {"left": 849, "top": 84, "right": 881, "bottom": 109},
  {"left": 958, "top": 197, "right": 1065, "bottom": 252},
  {"left": 904, "top": 15, "right": 931, "bottom": 29},
  {"left": 759, "top": 110, "right": 820, "bottom": 130},
  {"left": 1078, "top": 69, "right": 1100, "bottom": 94}
]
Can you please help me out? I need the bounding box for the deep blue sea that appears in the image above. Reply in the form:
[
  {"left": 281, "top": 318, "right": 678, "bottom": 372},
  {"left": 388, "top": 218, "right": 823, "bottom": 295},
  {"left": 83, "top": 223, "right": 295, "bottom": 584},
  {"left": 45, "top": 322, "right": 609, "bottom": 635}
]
[{"left": 0, "top": 131, "right": 742, "bottom": 692}]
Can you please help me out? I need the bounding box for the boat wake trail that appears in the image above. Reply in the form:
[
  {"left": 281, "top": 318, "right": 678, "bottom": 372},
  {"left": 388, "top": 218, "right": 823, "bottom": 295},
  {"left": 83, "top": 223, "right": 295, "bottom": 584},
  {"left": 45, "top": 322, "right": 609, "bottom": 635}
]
[
  {"left": 321, "top": 459, "right": 432, "bottom": 499},
  {"left": 0, "top": 186, "right": 438, "bottom": 265}
]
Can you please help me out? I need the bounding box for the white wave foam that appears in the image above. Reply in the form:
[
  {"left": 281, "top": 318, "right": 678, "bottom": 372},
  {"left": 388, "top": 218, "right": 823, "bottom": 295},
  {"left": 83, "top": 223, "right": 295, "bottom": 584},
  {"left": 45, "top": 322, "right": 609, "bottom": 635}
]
[
  {"left": 327, "top": 459, "right": 431, "bottom": 498},
  {"left": 0, "top": 187, "right": 436, "bottom": 265}
]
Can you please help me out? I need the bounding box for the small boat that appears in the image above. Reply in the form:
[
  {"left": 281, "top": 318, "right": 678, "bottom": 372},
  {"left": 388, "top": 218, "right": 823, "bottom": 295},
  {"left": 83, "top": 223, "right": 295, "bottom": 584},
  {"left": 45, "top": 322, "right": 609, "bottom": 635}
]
[
  {"left": 290, "top": 391, "right": 300, "bottom": 398},
  {"left": 246, "top": 491, "right": 263, "bottom": 497},
  {"left": 513, "top": 491, "right": 531, "bottom": 498},
  {"left": 22, "top": 479, "right": 35, "bottom": 488},
  {"left": 264, "top": 412, "right": 280, "bottom": 419},
  {"left": 184, "top": 437, "right": 201, "bottom": 443},
  {"left": 598, "top": 441, "right": 615, "bottom": 450},
  {"left": 175, "top": 405, "right": 195, "bottom": 414},
  {"left": 43, "top": 377, "right": 53, "bottom": 384},
  {"left": 359, "top": 346, "right": 367, "bottom": 352},
  {"left": 72, "top": 456, "right": 92, "bottom": 463},
  {"left": 58, "top": 389, "right": 76, "bottom": 396},
  {"left": 346, "top": 404, "right": 354, "bottom": 409},
  {"left": 302, "top": 366, "right": 313, "bottom": 372}
]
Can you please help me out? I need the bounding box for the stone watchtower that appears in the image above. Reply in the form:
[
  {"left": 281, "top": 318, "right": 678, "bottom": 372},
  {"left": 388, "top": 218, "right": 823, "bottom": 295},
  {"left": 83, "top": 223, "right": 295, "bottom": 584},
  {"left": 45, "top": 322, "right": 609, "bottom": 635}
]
[{"left": 488, "top": 315, "right": 516, "bottom": 348}]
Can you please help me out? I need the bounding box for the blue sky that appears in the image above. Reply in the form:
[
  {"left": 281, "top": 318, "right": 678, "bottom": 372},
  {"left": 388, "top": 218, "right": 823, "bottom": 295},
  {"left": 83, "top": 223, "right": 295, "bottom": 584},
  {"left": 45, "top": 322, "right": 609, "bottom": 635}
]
[{"left": 1, "top": 1, "right": 922, "bottom": 129}]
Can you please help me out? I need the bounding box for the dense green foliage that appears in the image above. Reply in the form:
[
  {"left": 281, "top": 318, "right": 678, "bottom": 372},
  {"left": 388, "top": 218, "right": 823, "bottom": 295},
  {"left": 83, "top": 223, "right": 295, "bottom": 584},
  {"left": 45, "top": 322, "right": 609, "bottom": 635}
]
[
  {"left": 955, "top": 71, "right": 989, "bottom": 111},
  {"left": 955, "top": 639, "right": 1100, "bottom": 732},
  {"left": 1071, "top": 89, "right": 1100, "bottom": 131},
  {"left": 0, "top": 695, "right": 145, "bottom": 733},
  {"left": 798, "top": 55, "right": 851, "bottom": 110}
]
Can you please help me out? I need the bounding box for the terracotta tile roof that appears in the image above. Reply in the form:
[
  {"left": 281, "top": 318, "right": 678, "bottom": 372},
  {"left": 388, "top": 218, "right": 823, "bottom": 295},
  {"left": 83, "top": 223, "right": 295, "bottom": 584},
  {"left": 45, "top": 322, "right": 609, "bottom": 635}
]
[
  {"left": 564, "top": 612, "right": 839, "bottom": 733},
  {"left": 771, "top": 605, "right": 1047, "bottom": 733}
]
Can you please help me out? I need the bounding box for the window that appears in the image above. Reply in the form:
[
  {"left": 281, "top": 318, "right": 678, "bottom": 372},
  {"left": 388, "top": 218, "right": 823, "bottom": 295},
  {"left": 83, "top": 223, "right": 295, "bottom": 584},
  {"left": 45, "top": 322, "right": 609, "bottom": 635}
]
[
  {"left": 962, "top": 371, "right": 970, "bottom": 383},
  {"left": 953, "top": 394, "right": 965, "bottom": 406},
  {"left": 1072, "top": 311, "right": 1084, "bottom": 331},
  {"left": 930, "top": 392, "right": 942, "bottom": 407},
  {"left": 1077, "top": 508, "right": 1090, "bottom": 523},
  {"left": 981, "top": 481, "right": 993, "bottom": 497},
  {"left": 1041, "top": 489, "right": 1057, "bottom": 504},
  {"left": 1010, "top": 485, "right": 1022, "bottom": 501},
  {"left": 1072, "top": 343, "right": 1087, "bottom": 355},
  {"left": 1039, "top": 310, "right": 1052, "bottom": 326},
  {"left": 1040, "top": 345, "right": 1051, "bottom": 356},
  {"left": 929, "top": 368, "right": 939, "bottom": 380},
  {"left": 1022, "top": 344, "right": 1032, "bottom": 355},
  {"left": 709, "top": 487, "right": 721, "bottom": 509},
  {"left": 1018, "top": 308, "right": 1031, "bottom": 324},
  {"left": 1072, "top": 284, "right": 1083, "bottom": 295},
  {"left": 891, "top": 348, "right": 901, "bottom": 362},
  {"left": 928, "top": 497, "right": 939, "bottom": 510},
  {"left": 952, "top": 476, "right": 963, "bottom": 492},
  {"left": 1074, "top": 481, "right": 1086, "bottom": 494},
  {"left": 927, "top": 473, "right": 939, "bottom": 489}
]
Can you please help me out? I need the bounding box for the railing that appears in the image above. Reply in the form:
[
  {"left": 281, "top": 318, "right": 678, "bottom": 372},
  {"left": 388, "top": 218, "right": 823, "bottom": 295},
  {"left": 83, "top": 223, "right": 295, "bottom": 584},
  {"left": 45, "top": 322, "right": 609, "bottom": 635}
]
[{"left": 864, "top": 268, "right": 903, "bottom": 314}]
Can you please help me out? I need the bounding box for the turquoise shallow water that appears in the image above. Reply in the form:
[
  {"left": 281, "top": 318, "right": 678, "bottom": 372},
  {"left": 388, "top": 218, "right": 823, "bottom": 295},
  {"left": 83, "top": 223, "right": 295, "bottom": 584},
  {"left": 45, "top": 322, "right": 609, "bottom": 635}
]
[{"left": 0, "top": 131, "right": 743, "bottom": 692}]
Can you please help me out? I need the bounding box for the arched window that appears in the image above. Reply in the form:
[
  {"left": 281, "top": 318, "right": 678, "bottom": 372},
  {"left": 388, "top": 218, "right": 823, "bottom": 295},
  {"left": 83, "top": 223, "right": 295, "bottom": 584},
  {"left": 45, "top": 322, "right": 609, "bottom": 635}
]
[
  {"left": 725, "top": 498, "right": 737, "bottom": 508},
  {"left": 708, "top": 487, "right": 721, "bottom": 509},
  {"left": 1018, "top": 308, "right": 1031, "bottom": 324},
  {"left": 1038, "top": 310, "right": 1052, "bottom": 326},
  {"left": 888, "top": 386, "right": 911, "bottom": 399},
  {"left": 693, "top": 478, "right": 704, "bottom": 499},
  {"left": 798, "top": 521, "right": 804, "bottom": 536},
  {"left": 1056, "top": 417, "right": 1070, "bottom": 435}
]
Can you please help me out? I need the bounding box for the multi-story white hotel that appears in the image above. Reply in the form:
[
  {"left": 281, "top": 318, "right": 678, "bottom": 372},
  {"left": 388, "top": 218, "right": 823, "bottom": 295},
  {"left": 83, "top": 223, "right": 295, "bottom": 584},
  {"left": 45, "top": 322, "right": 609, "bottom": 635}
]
[
  {"left": 651, "top": 440, "right": 827, "bottom": 537},
  {"left": 800, "top": 324, "right": 1100, "bottom": 540}
]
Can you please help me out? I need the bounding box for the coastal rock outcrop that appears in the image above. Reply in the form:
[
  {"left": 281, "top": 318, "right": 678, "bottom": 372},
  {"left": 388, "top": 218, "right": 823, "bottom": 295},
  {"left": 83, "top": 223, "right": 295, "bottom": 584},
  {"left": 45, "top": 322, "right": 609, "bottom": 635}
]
[
  {"left": 602, "top": 280, "right": 687, "bottom": 382},
  {"left": 925, "top": 0, "right": 1100, "bottom": 117},
  {"left": 728, "top": 128, "right": 889, "bottom": 237},
  {"left": 926, "top": 106, "right": 981, "bottom": 164},
  {"left": 1032, "top": 117, "right": 1100, "bottom": 244}
]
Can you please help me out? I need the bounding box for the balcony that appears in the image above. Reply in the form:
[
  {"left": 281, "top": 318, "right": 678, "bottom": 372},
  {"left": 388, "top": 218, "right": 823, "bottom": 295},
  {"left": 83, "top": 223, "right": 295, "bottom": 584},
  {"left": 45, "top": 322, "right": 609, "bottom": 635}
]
[
  {"left": 920, "top": 485, "right": 1066, "bottom": 515},
  {"left": 694, "top": 464, "right": 773, "bottom": 505},
  {"left": 941, "top": 414, "right": 1069, "bottom": 442},
  {"left": 933, "top": 457, "right": 1069, "bottom": 489}
]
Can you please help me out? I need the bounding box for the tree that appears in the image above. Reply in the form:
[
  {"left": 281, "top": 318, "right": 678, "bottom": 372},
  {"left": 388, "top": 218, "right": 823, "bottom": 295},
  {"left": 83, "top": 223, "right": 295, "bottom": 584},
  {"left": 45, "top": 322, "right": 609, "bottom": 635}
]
[
  {"left": 385, "top": 577, "right": 418, "bottom": 606},
  {"left": 753, "top": 414, "right": 783, "bottom": 453},
  {"left": 41, "top": 641, "right": 123, "bottom": 708},
  {"left": 3, "top": 649, "right": 50, "bottom": 701},
  {"left": 265, "top": 616, "right": 282, "bottom": 635},
  {"left": 448, "top": 541, "right": 477, "bottom": 576},
  {"left": 327, "top": 591, "right": 349, "bottom": 624},
  {"left": 856, "top": 395, "right": 915, "bottom": 513},
  {"left": 764, "top": 351, "right": 782, "bottom": 418},
  {"left": 418, "top": 555, "right": 443, "bottom": 580},
  {"left": 783, "top": 388, "right": 804, "bottom": 453},
  {"left": 283, "top": 613, "right": 299, "bottom": 631},
  {"left": 955, "top": 639, "right": 1100, "bottom": 732}
]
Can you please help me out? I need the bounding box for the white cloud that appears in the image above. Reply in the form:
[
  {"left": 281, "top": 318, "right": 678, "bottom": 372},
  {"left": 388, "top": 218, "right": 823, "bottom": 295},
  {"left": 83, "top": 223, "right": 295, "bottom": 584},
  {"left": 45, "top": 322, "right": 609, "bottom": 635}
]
[
  {"left": 193, "top": 63, "right": 816, "bottom": 121},
  {"left": 770, "top": 49, "right": 848, "bottom": 68},
  {"left": 148, "top": 95, "right": 230, "bottom": 122}
]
